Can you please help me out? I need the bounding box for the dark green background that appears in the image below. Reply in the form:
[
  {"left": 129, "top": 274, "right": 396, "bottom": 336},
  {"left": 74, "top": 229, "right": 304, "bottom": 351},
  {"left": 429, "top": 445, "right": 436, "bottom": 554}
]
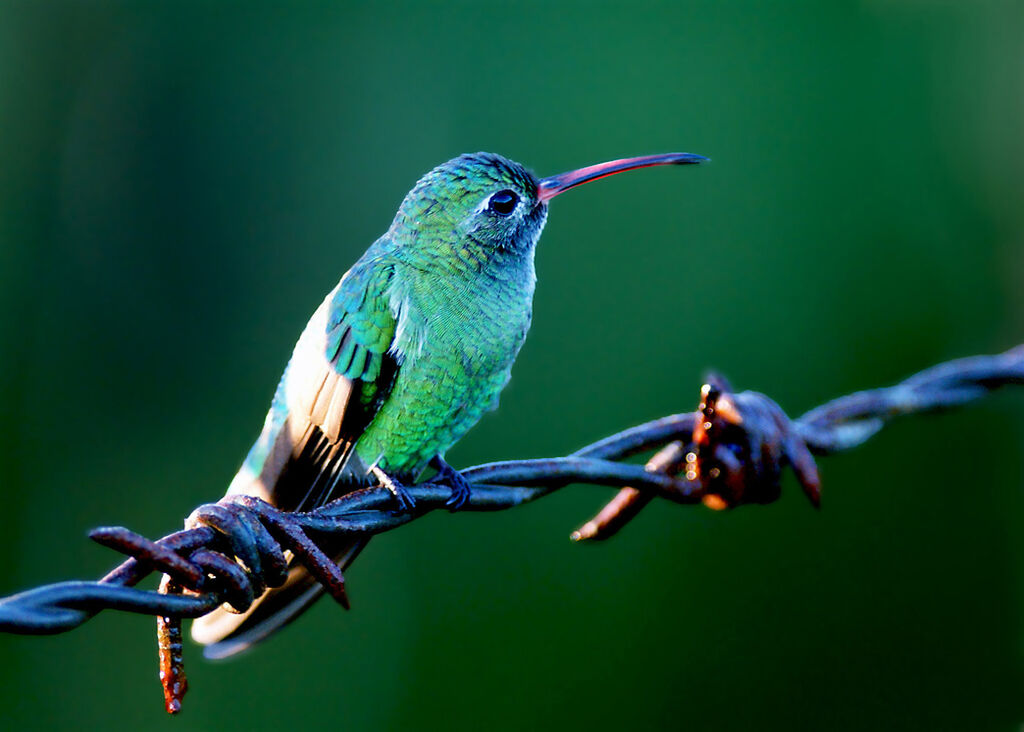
[{"left": 1, "top": 2, "right": 1021, "bottom": 730}]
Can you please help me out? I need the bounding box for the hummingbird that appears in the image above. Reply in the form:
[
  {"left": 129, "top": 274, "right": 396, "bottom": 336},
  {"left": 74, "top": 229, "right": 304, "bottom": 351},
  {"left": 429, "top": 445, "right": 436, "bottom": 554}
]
[{"left": 192, "top": 151, "right": 706, "bottom": 657}]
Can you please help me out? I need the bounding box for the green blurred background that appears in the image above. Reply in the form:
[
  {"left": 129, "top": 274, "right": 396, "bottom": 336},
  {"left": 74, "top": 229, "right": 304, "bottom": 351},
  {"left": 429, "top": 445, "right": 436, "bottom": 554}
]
[{"left": 1, "top": 1, "right": 1021, "bottom": 730}]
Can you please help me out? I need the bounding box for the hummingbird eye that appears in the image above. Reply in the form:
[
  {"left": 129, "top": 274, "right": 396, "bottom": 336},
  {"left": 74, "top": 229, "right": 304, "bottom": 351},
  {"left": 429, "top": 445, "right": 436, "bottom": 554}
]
[{"left": 488, "top": 190, "right": 518, "bottom": 216}]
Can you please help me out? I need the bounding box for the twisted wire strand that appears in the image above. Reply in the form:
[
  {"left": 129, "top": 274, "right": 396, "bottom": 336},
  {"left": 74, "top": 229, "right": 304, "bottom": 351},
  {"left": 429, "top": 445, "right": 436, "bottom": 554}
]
[
  {"left": 1, "top": 345, "right": 1020, "bottom": 632},
  {"left": 0, "top": 345, "right": 1020, "bottom": 712}
]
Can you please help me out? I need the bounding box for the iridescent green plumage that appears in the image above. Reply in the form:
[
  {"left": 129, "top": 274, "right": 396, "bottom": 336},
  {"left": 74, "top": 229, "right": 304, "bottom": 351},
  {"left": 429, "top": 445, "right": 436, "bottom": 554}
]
[
  {"left": 351, "top": 155, "right": 543, "bottom": 477},
  {"left": 193, "top": 150, "right": 705, "bottom": 657}
]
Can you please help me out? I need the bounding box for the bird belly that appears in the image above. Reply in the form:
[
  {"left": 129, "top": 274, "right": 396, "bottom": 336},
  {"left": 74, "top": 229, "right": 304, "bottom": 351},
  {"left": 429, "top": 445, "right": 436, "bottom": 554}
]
[{"left": 352, "top": 337, "right": 519, "bottom": 478}]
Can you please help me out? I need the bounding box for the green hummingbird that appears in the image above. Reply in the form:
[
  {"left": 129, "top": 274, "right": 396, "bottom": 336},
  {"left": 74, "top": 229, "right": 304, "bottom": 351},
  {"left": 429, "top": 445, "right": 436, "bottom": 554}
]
[{"left": 192, "top": 151, "right": 706, "bottom": 657}]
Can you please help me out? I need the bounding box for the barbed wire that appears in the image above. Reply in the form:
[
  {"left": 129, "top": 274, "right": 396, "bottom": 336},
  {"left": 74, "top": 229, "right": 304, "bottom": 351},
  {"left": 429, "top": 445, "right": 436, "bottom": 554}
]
[{"left": 0, "top": 345, "right": 1021, "bottom": 713}]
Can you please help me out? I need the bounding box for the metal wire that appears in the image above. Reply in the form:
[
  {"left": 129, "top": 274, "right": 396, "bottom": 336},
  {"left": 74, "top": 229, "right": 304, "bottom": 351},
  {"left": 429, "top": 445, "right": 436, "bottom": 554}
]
[{"left": 0, "top": 344, "right": 1020, "bottom": 713}]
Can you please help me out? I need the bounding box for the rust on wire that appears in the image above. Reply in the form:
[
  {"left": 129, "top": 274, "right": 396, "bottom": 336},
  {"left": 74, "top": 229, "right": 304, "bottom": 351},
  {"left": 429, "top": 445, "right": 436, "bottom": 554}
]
[
  {"left": 0, "top": 345, "right": 1021, "bottom": 713},
  {"left": 571, "top": 441, "right": 687, "bottom": 541},
  {"left": 157, "top": 576, "right": 189, "bottom": 714}
]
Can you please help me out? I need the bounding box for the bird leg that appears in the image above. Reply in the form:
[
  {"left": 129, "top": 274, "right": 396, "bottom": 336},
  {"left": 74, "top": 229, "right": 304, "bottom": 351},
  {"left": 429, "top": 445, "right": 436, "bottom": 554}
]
[
  {"left": 428, "top": 455, "right": 473, "bottom": 511},
  {"left": 370, "top": 465, "right": 417, "bottom": 512}
]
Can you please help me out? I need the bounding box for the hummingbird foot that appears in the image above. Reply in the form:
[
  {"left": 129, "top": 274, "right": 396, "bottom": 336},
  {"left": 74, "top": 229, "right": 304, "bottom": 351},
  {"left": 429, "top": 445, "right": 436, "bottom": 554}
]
[
  {"left": 429, "top": 455, "right": 472, "bottom": 511},
  {"left": 371, "top": 465, "right": 417, "bottom": 512}
]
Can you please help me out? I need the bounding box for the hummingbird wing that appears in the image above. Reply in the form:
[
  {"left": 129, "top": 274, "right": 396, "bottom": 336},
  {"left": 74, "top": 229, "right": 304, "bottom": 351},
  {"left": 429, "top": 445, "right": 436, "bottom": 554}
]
[
  {"left": 192, "top": 247, "right": 401, "bottom": 657},
  {"left": 256, "top": 254, "right": 399, "bottom": 512}
]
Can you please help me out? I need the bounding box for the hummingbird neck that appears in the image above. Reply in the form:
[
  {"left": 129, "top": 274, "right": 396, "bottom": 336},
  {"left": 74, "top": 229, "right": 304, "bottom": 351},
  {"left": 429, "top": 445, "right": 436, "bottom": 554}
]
[
  {"left": 390, "top": 203, "right": 547, "bottom": 279},
  {"left": 386, "top": 239, "right": 537, "bottom": 368}
]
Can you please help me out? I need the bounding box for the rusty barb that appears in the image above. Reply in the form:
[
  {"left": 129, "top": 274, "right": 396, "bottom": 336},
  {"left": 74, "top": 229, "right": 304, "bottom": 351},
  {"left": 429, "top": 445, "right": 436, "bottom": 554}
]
[{"left": 0, "top": 345, "right": 1021, "bottom": 713}]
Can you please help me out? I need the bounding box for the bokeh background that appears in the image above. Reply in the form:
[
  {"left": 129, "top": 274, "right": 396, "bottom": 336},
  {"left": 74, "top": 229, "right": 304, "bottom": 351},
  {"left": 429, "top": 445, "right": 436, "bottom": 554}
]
[{"left": 1, "top": 2, "right": 1022, "bottom": 730}]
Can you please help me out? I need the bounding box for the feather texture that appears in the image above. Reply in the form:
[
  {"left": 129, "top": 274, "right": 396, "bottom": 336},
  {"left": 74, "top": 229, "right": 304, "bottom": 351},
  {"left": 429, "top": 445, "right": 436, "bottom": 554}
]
[
  {"left": 193, "top": 152, "right": 551, "bottom": 656},
  {"left": 193, "top": 248, "right": 400, "bottom": 653}
]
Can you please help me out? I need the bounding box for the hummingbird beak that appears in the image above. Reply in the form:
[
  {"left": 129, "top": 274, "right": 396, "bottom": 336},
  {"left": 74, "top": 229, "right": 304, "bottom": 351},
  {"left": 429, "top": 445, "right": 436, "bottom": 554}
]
[{"left": 536, "top": 152, "right": 708, "bottom": 203}]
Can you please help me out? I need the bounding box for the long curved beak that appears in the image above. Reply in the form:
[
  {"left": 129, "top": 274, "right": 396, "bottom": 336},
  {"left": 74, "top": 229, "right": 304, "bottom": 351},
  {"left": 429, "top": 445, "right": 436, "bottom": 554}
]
[{"left": 536, "top": 152, "right": 708, "bottom": 203}]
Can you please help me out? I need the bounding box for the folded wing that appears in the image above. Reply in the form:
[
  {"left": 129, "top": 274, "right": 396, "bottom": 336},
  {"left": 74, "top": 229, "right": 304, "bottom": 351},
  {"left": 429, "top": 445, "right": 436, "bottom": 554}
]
[{"left": 192, "top": 249, "right": 400, "bottom": 657}]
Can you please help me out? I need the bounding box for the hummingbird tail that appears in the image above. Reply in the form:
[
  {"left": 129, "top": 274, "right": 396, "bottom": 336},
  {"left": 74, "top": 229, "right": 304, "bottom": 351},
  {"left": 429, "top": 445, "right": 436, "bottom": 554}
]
[{"left": 191, "top": 537, "right": 369, "bottom": 659}]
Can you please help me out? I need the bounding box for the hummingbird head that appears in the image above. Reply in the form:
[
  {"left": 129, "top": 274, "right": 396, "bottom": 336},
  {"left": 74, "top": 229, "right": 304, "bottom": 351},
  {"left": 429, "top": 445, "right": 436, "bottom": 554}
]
[
  {"left": 391, "top": 152, "right": 547, "bottom": 258},
  {"left": 390, "top": 151, "right": 708, "bottom": 265}
]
